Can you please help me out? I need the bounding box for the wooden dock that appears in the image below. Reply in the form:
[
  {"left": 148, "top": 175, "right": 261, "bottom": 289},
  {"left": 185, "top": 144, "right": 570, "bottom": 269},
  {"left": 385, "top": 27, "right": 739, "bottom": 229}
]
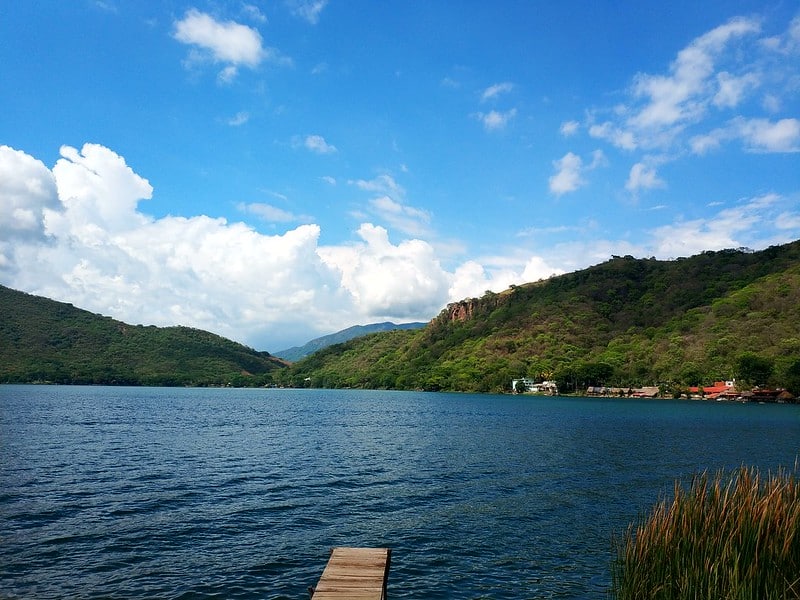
[{"left": 311, "top": 547, "right": 391, "bottom": 599}]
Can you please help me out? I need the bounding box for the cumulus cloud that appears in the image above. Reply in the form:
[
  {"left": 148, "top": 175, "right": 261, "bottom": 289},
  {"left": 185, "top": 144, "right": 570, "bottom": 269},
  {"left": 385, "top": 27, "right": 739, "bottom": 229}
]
[
  {"left": 571, "top": 14, "right": 800, "bottom": 194},
  {"left": 736, "top": 117, "right": 800, "bottom": 152},
  {"left": 0, "top": 145, "right": 59, "bottom": 241},
  {"left": 549, "top": 152, "right": 584, "bottom": 196},
  {"left": 691, "top": 117, "right": 800, "bottom": 154},
  {"left": 548, "top": 150, "right": 606, "bottom": 195},
  {"left": 476, "top": 108, "right": 517, "bottom": 131},
  {"left": 173, "top": 9, "right": 289, "bottom": 80},
  {"left": 588, "top": 121, "right": 637, "bottom": 150},
  {"left": 560, "top": 120, "right": 580, "bottom": 137},
  {"left": 302, "top": 134, "right": 337, "bottom": 154},
  {"left": 318, "top": 223, "right": 449, "bottom": 317},
  {"left": 625, "top": 162, "right": 665, "bottom": 193},
  {"left": 4, "top": 144, "right": 557, "bottom": 349}
]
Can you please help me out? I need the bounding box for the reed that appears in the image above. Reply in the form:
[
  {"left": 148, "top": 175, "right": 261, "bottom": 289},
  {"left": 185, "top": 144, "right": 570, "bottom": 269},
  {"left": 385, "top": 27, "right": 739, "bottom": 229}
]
[{"left": 611, "top": 465, "right": 800, "bottom": 599}]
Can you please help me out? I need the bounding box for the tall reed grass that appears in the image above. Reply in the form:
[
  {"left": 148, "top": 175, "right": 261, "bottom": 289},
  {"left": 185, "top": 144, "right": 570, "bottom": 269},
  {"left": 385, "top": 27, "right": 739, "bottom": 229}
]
[{"left": 611, "top": 465, "right": 800, "bottom": 599}]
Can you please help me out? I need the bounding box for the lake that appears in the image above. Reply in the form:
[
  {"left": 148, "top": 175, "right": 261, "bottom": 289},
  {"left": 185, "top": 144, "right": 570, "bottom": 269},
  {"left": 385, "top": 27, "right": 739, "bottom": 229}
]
[{"left": 1, "top": 385, "right": 799, "bottom": 599}]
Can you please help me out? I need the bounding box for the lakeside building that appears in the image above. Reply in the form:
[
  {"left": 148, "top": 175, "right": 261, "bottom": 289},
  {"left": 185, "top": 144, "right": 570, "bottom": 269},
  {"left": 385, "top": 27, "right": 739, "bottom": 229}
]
[
  {"left": 512, "top": 378, "right": 558, "bottom": 394},
  {"left": 687, "top": 381, "right": 736, "bottom": 399}
]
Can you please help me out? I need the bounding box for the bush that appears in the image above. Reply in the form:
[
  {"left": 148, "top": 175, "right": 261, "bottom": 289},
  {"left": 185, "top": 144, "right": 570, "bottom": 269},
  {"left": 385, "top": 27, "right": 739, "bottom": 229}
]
[{"left": 611, "top": 466, "right": 800, "bottom": 599}]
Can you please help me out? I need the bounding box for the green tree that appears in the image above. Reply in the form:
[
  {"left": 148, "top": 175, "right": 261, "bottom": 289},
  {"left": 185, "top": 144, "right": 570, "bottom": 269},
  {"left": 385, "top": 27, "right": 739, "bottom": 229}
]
[{"left": 735, "top": 353, "right": 774, "bottom": 387}]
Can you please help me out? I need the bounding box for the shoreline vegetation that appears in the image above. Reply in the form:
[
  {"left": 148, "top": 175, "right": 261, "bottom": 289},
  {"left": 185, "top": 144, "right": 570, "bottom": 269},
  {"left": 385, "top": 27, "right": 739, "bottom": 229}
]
[{"left": 611, "top": 465, "right": 800, "bottom": 599}]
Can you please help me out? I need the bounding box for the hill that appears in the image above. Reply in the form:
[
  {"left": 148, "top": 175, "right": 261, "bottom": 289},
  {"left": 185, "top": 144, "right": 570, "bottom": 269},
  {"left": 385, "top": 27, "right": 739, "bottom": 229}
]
[
  {"left": 274, "top": 321, "right": 426, "bottom": 362},
  {"left": 275, "top": 241, "right": 800, "bottom": 395},
  {"left": 0, "top": 285, "right": 286, "bottom": 386}
]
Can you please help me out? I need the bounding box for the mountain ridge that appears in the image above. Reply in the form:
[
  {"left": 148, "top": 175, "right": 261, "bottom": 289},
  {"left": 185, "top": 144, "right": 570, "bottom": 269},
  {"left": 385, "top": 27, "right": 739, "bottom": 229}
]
[
  {"left": 0, "top": 285, "right": 286, "bottom": 386},
  {"left": 275, "top": 240, "right": 800, "bottom": 395},
  {"left": 274, "top": 321, "right": 426, "bottom": 362}
]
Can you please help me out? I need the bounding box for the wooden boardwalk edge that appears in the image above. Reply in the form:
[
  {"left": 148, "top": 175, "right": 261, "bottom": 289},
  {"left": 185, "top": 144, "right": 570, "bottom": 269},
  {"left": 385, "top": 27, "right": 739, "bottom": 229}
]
[{"left": 311, "top": 547, "right": 391, "bottom": 600}]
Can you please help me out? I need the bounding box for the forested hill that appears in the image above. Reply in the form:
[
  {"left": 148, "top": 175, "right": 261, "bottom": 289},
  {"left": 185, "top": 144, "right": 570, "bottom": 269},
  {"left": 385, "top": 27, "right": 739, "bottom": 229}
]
[
  {"left": 0, "top": 285, "right": 286, "bottom": 386},
  {"left": 275, "top": 241, "right": 800, "bottom": 395}
]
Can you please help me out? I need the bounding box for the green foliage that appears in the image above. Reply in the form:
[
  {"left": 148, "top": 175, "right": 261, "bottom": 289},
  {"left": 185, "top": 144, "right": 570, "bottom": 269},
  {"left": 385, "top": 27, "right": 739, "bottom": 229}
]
[
  {"left": 736, "top": 352, "right": 775, "bottom": 388},
  {"left": 611, "top": 466, "right": 800, "bottom": 599},
  {"left": 277, "top": 241, "right": 800, "bottom": 394},
  {"left": 0, "top": 286, "right": 286, "bottom": 386}
]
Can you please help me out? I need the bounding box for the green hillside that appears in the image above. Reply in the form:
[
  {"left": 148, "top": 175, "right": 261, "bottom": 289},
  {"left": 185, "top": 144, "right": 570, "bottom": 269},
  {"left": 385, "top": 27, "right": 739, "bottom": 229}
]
[
  {"left": 0, "top": 286, "right": 286, "bottom": 386},
  {"left": 275, "top": 241, "right": 800, "bottom": 395}
]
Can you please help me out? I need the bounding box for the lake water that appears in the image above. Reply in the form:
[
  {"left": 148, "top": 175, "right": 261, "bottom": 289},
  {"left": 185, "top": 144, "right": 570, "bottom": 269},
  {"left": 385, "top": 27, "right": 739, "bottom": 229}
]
[{"left": 1, "top": 385, "right": 799, "bottom": 599}]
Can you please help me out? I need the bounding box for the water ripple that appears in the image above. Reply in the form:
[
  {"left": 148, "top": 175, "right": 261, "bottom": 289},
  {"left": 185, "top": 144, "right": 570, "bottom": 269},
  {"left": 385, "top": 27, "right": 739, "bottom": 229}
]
[{"left": 2, "top": 386, "right": 799, "bottom": 598}]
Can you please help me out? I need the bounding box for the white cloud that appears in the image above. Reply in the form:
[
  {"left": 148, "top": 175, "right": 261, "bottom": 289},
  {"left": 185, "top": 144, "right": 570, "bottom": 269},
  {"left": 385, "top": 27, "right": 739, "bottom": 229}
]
[
  {"left": 761, "top": 15, "right": 800, "bottom": 54},
  {"left": 174, "top": 9, "right": 265, "bottom": 67},
  {"left": 630, "top": 16, "right": 761, "bottom": 132},
  {"left": 560, "top": 120, "right": 580, "bottom": 137},
  {"left": 237, "top": 202, "right": 310, "bottom": 223},
  {"left": 303, "top": 134, "right": 337, "bottom": 154},
  {"left": 369, "top": 196, "right": 431, "bottom": 237},
  {"left": 477, "top": 109, "right": 517, "bottom": 131},
  {"left": 691, "top": 117, "right": 800, "bottom": 154},
  {"left": 521, "top": 256, "right": 564, "bottom": 282},
  {"left": 647, "top": 193, "right": 785, "bottom": 258},
  {"left": 548, "top": 152, "right": 584, "bottom": 195},
  {"left": 350, "top": 174, "right": 404, "bottom": 197},
  {"left": 318, "top": 223, "right": 449, "bottom": 317},
  {"left": 588, "top": 121, "right": 637, "bottom": 150},
  {"left": 227, "top": 111, "right": 250, "bottom": 126},
  {"left": 0, "top": 145, "right": 59, "bottom": 241},
  {"left": 286, "top": 0, "right": 328, "bottom": 24},
  {"left": 2, "top": 145, "right": 502, "bottom": 348},
  {"left": 713, "top": 71, "right": 760, "bottom": 108},
  {"left": 625, "top": 162, "right": 665, "bottom": 193},
  {"left": 776, "top": 211, "right": 800, "bottom": 230},
  {"left": 735, "top": 117, "right": 800, "bottom": 152},
  {"left": 242, "top": 4, "right": 267, "bottom": 23},
  {"left": 481, "top": 82, "right": 514, "bottom": 102}
]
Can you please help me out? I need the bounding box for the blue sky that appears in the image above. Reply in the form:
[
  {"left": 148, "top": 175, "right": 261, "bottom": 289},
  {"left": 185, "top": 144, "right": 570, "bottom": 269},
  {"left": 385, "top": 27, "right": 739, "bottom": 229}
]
[{"left": 1, "top": 1, "right": 799, "bottom": 351}]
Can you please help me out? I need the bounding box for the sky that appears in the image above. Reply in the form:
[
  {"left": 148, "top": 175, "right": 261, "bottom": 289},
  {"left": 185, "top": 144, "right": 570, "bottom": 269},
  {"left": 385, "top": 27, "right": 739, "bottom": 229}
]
[{"left": 1, "top": 1, "right": 799, "bottom": 352}]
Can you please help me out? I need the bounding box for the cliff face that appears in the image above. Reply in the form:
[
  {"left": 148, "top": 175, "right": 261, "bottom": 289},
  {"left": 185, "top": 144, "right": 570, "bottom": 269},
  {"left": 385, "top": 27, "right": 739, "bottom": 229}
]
[{"left": 431, "top": 292, "right": 507, "bottom": 327}]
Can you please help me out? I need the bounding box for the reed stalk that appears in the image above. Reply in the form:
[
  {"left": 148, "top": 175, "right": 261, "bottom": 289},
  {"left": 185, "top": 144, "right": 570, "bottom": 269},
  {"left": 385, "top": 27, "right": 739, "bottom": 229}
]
[{"left": 610, "top": 465, "right": 800, "bottom": 599}]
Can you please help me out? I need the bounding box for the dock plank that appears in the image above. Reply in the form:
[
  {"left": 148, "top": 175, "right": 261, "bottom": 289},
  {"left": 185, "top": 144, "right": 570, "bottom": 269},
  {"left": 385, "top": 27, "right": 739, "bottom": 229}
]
[{"left": 312, "top": 547, "right": 391, "bottom": 600}]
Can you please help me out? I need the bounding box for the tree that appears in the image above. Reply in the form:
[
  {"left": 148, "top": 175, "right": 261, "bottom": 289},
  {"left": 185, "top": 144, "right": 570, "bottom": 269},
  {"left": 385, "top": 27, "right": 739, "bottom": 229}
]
[
  {"left": 784, "top": 359, "right": 800, "bottom": 396},
  {"left": 735, "top": 353, "right": 774, "bottom": 388}
]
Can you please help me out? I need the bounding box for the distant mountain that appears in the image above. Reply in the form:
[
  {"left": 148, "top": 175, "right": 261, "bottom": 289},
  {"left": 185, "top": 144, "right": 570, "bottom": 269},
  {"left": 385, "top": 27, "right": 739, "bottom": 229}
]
[
  {"left": 274, "top": 321, "right": 426, "bottom": 362},
  {"left": 275, "top": 241, "right": 800, "bottom": 395},
  {"left": 0, "top": 285, "right": 287, "bottom": 386}
]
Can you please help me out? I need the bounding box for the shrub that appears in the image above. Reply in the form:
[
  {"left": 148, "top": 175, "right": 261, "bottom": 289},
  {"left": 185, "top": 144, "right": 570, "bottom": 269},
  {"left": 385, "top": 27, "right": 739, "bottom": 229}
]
[{"left": 611, "top": 465, "right": 800, "bottom": 599}]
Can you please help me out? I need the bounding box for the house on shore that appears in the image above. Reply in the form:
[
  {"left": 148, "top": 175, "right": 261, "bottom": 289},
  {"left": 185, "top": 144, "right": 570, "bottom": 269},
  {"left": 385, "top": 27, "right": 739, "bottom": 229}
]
[
  {"left": 512, "top": 378, "right": 558, "bottom": 394},
  {"left": 687, "top": 381, "right": 736, "bottom": 400}
]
